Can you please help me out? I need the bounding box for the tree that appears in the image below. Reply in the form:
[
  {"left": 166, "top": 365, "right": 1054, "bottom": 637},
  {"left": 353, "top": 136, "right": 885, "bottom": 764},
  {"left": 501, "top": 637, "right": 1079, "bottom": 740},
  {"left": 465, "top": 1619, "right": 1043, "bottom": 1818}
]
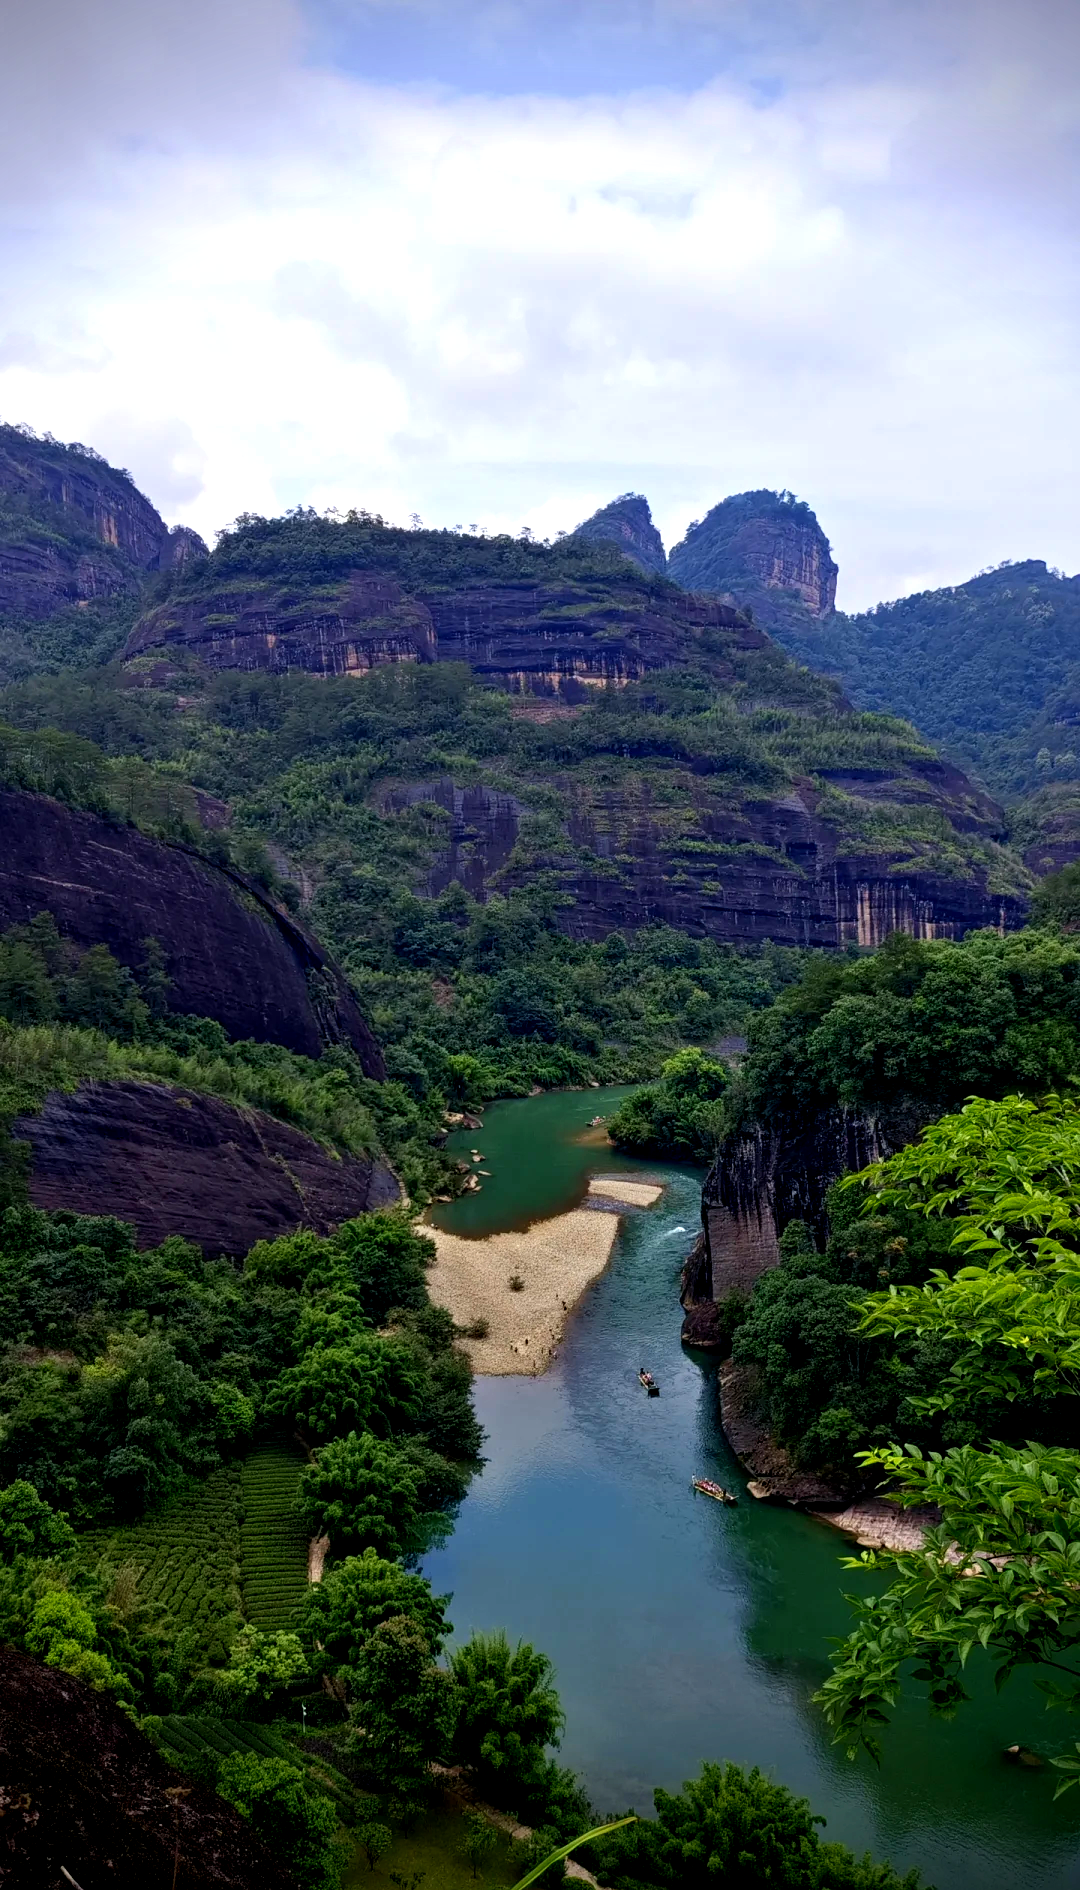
[
  {"left": 346, "top": 1613, "right": 457, "bottom": 1806},
  {"left": 449, "top": 1631, "right": 564, "bottom": 1808},
  {"left": 607, "top": 1050, "right": 728, "bottom": 1163},
  {"left": 586, "top": 1762, "right": 922, "bottom": 1890},
  {"left": 818, "top": 1093, "right": 1080, "bottom": 1764},
  {"left": 268, "top": 1334, "right": 424, "bottom": 1444},
  {"left": 298, "top": 1548, "right": 452, "bottom": 1682},
  {"left": 359, "top": 1820, "right": 393, "bottom": 1871},
  {"left": 219, "top": 1626, "right": 308, "bottom": 1709},
  {"left": 0, "top": 1480, "right": 75, "bottom": 1561},
  {"left": 463, "top": 1810, "right": 498, "bottom": 1878},
  {"left": 216, "top": 1752, "right": 343, "bottom": 1890},
  {"left": 296, "top": 1432, "right": 421, "bottom": 1558}
]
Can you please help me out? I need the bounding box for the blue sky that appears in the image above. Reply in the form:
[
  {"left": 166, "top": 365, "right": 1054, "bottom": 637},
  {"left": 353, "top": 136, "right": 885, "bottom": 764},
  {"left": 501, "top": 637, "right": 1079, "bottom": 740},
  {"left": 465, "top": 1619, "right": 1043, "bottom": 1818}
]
[{"left": 0, "top": 0, "right": 1076, "bottom": 607}]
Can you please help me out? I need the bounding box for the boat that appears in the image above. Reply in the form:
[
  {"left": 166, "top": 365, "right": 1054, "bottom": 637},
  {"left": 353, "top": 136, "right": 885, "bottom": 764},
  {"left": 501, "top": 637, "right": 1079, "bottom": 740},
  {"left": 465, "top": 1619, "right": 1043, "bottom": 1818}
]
[
  {"left": 638, "top": 1369, "right": 660, "bottom": 1396},
  {"left": 692, "top": 1477, "right": 737, "bottom": 1505}
]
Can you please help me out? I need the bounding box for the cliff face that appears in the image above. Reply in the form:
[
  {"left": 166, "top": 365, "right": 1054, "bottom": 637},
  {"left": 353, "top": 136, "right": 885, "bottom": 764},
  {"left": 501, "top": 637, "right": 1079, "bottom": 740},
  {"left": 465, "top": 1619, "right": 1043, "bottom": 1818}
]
[
  {"left": 0, "top": 425, "right": 206, "bottom": 616},
  {"left": 681, "top": 1099, "right": 933, "bottom": 1342},
  {"left": 390, "top": 770, "right": 1022, "bottom": 948},
  {"left": 0, "top": 788, "right": 384, "bottom": 1075},
  {"left": 668, "top": 490, "right": 838, "bottom": 626},
  {"left": 13, "top": 1080, "right": 398, "bottom": 1255},
  {"left": 127, "top": 570, "right": 744, "bottom": 695},
  {"left": 571, "top": 493, "right": 668, "bottom": 575}
]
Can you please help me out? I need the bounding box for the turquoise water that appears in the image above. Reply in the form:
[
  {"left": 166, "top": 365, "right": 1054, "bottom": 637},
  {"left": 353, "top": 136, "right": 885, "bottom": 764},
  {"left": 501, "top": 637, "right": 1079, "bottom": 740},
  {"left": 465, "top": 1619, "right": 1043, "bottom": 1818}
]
[{"left": 424, "top": 1089, "right": 1080, "bottom": 1889}]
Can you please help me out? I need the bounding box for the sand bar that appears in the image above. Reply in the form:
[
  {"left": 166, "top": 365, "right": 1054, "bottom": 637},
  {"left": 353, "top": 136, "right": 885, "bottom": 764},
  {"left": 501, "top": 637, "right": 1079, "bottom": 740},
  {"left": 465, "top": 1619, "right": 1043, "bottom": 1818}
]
[{"left": 586, "top": 1176, "right": 663, "bottom": 1207}]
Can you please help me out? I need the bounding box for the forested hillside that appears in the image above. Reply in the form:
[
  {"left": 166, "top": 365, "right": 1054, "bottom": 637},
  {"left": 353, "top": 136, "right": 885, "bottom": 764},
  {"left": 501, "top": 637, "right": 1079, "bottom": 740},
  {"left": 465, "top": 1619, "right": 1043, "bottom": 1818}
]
[{"left": 769, "top": 558, "right": 1080, "bottom": 799}]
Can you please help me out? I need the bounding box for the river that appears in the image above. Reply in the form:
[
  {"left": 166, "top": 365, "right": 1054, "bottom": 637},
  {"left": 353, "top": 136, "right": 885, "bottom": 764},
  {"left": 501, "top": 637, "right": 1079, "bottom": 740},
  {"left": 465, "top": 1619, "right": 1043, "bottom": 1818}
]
[{"left": 424, "top": 1087, "right": 1080, "bottom": 1890}]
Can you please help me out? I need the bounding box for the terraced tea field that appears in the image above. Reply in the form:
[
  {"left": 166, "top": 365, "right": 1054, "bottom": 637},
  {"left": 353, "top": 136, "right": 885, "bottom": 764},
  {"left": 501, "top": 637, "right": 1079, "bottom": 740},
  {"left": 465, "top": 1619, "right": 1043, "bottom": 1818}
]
[
  {"left": 240, "top": 1442, "right": 310, "bottom": 1629},
  {"left": 80, "top": 1464, "right": 245, "bottom": 1665},
  {"left": 152, "top": 1715, "right": 373, "bottom": 1824}
]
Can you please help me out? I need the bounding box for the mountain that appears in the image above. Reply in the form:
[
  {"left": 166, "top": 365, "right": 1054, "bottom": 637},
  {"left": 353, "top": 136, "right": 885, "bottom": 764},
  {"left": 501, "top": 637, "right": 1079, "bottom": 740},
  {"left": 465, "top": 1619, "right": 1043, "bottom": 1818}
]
[
  {"left": 107, "top": 506, "right": 1027, "bottom": 952},
  {"left": 571, "top": 492, "right": 668, "bottom": 574},
  {"left": 0, "top": 422, "right": 207, "bottom": 681},
  {"left": 668, "top": 489, "right": 838, "bottom": 631},
  {"left": 762, "top": 557, "right": 1080, "bottom": 802}
]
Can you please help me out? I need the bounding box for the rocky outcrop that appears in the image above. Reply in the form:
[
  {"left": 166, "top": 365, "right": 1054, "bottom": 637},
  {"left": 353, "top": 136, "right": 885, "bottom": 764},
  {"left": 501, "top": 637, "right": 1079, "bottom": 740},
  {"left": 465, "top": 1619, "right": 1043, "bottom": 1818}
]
[
  {"left": 668, "top": 490, "right": 838, "bottom": 624},
  {"left": 0, "top": 1646, "right": 299, "bottom": 1889},
  {"left": 718, "top": 1360, "right": 844, "bottom": 1505},
  {"left": 13, "top": 1080, "right": 399, "bottom": 1255},
  {"left": 0, "top": 789, "right": 384, "bottom": 1075},
  {"left": 693, "top": 1100, "right": 932, "bottom": 1302},
  {"left": 0, "top": 426, "right": 207, "bottom": 616},
  {"left": 128, "top": 571, "right": 438, "bottom": 677},
  {"left": 571, "top": 493, "right": 667, "bottom": 575}
]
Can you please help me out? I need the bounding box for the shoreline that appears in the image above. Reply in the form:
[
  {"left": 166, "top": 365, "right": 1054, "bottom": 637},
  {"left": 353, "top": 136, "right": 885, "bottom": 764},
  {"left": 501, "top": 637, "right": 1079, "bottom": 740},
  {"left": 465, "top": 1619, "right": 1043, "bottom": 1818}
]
[{"left": 426, "top": 1176, "right": 664, "bottom": 1375}]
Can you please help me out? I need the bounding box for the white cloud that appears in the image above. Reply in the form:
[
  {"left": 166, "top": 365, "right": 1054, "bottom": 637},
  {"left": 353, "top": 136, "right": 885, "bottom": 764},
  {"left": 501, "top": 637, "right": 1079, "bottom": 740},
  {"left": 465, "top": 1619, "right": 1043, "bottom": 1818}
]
[{"left": 0, "top": 0, "right": 1077, "bottom": 605}]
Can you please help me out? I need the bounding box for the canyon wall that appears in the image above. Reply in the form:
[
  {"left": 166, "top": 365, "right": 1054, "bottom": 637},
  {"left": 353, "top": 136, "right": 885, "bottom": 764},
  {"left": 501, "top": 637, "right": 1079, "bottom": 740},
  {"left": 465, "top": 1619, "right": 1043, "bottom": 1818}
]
[
  {"left": 0, "top": 789, "right": 384, "bottom": 1075},
  {"left": 13, "top": 1080, "right": 398, "bottom": 1255}
]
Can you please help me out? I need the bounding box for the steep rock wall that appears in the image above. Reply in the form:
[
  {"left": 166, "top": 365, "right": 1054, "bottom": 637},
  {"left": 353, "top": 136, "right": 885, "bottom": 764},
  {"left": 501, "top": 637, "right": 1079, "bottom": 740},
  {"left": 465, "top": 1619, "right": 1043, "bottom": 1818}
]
[
  {"left": 682, "top": 1099, "right": 934, "bottom": 1344},
  {"left": 126, "top": 573, "right": 747, "bottom": 695},
  {"left": 13, "top": 1080, "right": 399, "bottom": 1255},
  {"left": 0, "top": 789, "right": 384, "bottom": 1075}
]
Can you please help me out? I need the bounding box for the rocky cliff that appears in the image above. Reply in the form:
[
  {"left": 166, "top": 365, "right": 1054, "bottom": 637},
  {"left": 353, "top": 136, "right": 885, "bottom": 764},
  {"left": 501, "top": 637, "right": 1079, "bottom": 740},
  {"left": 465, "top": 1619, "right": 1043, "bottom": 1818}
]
[
  {"left": 0, "top": 788, "right": 384, "bottom": 1074},
  {"left": 680, "top": 1099, "right": 933, "bottom": 1344},
  {"left": 126, "top": 566, "right": 745, "bottom": 696},
  {"left": 571, "top": 493, "right": 668, "bottom": 575},
  {"left": 668, "top": 489, "right": 838, "bottom": 629},
  {"left": 0, "top": 424, "right": 206, "bottom": 616},
  {"left": 13, "top": 1079, "right": 398, "bottom": 1254}
]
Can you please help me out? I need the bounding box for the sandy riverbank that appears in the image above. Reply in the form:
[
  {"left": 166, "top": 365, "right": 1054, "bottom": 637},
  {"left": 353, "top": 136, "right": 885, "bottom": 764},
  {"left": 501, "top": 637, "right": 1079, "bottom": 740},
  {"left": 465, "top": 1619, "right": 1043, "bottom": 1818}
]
[{"left": 426, "top": 1176, "right": 663, "bottom": 1375}]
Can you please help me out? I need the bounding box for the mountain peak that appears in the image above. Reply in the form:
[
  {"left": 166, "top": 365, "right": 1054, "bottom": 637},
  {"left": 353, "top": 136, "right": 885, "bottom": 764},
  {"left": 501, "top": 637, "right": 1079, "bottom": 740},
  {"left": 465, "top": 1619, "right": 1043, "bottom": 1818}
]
[
  {"left": 571, "top": 492, "right": 667, "bottom": 575},
  {"left": 668, "top": 489, "right": 837, "bottom": 627}
]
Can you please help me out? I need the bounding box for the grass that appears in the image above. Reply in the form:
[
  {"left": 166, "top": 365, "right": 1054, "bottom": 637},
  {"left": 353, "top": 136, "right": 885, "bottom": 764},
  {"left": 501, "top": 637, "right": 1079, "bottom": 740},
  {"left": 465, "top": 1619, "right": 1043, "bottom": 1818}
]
[
  {"left": 79, "top": 1464, "right": 245, "bottom": 1665},
  {"left": 239, "top": 1441, "right": 311, "bottom": 1630},
  {"left": 342, "top": 1801, "right": 526, "bottom": 1890}
]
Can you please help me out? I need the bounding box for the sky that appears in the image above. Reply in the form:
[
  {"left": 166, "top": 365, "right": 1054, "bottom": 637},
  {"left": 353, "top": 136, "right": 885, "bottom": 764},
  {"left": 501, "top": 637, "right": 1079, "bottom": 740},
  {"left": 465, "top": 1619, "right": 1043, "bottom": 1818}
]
[{"left": 1, "top": 0, "right": 1077, "bottom": 609}]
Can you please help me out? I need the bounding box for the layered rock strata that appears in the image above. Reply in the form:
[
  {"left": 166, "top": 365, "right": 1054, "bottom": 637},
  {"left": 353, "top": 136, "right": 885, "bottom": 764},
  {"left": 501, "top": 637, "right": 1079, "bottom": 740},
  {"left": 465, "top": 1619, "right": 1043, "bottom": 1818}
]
[
  {"left": 13, "top": 1080, "right": 399, "bottom": 1254},
  {"left": 0, "top": 788, "right": 384, "bottom": 1074}
]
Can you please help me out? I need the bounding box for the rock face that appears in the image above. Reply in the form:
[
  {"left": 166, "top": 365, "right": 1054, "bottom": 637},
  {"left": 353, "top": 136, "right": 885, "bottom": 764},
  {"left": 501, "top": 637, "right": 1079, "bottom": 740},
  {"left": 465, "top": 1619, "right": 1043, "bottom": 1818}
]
[
  {"left": 0, "top": 788, "right": 384, "bottom": 1075},
  {"left": 571, "top": 493, "right": 668, "bottom": 575},
  {"left": 127, "top": 570, "right": 743, "bottom": 695},
  {"left": 13, "top": 1080, "right": 399, "bottom": 1255},
  {"left": 681, "top": 1100, "right": 933, "bottom": 1336},
  {"left": 0, "top": 1645, "right": 299, "bottom": 1889},
  {"left": 394, "top": 770, "right": 1022, "bottom": 949},
  {"left": 668, "top": 490, "right": 838, "bottom": 625},
  {"left": 0, "top": 425, "right": 207, "bottom": 616}
]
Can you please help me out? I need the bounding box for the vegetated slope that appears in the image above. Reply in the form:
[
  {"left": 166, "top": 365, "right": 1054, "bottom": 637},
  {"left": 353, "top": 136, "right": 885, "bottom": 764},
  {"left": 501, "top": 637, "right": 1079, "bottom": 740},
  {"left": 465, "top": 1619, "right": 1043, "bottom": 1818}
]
[
  {"left": 112, "top": 511, "right": 1026, "bottom": 947},
  {"left": 767, "top": 557, "right": 1080, "bottom": 801}
]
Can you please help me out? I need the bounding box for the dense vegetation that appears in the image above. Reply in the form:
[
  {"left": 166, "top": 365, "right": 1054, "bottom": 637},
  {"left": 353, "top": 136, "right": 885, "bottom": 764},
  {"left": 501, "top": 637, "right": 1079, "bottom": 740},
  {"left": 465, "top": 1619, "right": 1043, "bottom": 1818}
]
[
  {"left": 713, "top": 923, "right": 1080, "bottom": 1484},
  {"left": 606, "top": 1048, "right": 729, "bottom": 1162},
  {"left": 816, "top": 1093, "right": 1080, "bottom": 1783},
  {"left": 769, "top": 559, "right": 1080, "bottom": 800}
]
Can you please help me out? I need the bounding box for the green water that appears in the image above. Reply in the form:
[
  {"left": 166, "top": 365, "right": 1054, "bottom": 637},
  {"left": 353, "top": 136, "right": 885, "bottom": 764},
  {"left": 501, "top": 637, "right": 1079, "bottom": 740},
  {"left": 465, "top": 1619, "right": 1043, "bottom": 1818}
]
[{"left": 424, "top": 1088, "right": 1080, "bottom": 1889}]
